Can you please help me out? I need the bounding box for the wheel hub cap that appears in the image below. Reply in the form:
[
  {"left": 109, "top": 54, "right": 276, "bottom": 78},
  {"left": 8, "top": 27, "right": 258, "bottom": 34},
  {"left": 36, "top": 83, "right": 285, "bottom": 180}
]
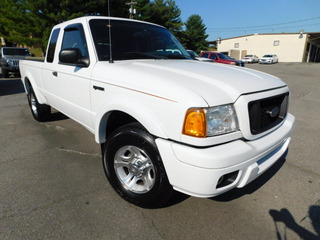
[
  {"left": 30, "top": 94, "right": 38, "bottom": 117},
  {"left": 114, "top": 145, "right": 155, "bottom": 194}
]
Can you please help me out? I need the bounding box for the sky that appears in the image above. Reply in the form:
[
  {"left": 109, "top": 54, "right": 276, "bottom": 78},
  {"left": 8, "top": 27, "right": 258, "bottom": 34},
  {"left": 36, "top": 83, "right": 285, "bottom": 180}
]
[{"left": 173, "top": 0, "right": 320, "bottom": 41}]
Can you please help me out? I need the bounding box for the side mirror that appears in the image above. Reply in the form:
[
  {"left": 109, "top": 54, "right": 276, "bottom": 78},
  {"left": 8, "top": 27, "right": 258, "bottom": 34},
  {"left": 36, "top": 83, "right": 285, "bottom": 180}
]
[{"left": 59, "top": 48, "right": 89, "bottom": 67}]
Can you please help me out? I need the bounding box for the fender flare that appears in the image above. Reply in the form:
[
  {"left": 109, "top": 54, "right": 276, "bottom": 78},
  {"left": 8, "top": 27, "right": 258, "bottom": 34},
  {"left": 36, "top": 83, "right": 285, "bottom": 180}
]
[{"left": 22, "top": 70, "right": 47, "bottom": 104}]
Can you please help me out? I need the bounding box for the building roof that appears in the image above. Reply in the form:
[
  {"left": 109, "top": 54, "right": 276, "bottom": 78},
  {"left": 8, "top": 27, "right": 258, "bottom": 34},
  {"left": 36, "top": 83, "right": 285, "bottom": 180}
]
[{"left": 208, "top": 32, "right": 320, "bottom": 44}]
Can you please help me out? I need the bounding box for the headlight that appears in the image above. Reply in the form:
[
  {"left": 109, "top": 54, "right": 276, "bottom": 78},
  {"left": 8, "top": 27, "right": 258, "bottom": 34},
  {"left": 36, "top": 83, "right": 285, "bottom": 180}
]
[
  {"left": 6, "top": 59, "right": 13, "bottom": 64},
  {"left": 230, "top": 62, "right": 236, "bottom": 65},
  {"left": 182, "top": 104, "right": 238, "bottom": 138}
]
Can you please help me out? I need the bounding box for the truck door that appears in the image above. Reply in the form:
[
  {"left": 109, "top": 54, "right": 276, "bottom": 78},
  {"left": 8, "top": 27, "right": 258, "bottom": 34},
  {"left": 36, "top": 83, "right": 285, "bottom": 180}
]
[{"left": 42, "top": 23, "right": 94, "bottom": 130}]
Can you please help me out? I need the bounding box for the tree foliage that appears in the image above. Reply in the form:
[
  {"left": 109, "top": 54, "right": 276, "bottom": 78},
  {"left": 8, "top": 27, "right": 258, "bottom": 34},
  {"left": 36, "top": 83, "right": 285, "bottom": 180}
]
[
  {"left": 136, "top": 0, "right": 182, "bottom": 33},
  {"left": 0, "top": 0, "right": 112, "bottom": 52},
  {"left": 182, "top": 14, "right": 209, "bottom": 53},
  {"left": 0, "top": 0, "right": 206, "bottom": 54}
]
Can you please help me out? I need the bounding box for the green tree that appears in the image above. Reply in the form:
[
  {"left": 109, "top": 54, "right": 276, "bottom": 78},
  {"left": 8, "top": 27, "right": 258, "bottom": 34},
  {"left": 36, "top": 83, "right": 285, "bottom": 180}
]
[
  {"left": 182, "top": 14, "right": 208, "bottom": 53},
  {"left": 0, "top": 0, "right": 114, "bottom": 54},
  {"left": 0, "top": 0, "right": 183, "bottom": 53},
  {"left": 136, "top": 0, "right": 183, "bottom": 34}
]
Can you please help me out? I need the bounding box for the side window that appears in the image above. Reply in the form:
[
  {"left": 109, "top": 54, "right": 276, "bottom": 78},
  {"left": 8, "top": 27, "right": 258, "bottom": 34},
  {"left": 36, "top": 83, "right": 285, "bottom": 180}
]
[
  {"left": 61, "top": 24, "right": 89, "bottom": 59},
  {"left": 201, "top": 53, "right": 209, "bottom": 58},
  {"left": 46, "top": 28, "right": 60, "bottom": 63},
  {"left": 209, "top": 54, "right": 217, "bottom": 60}
]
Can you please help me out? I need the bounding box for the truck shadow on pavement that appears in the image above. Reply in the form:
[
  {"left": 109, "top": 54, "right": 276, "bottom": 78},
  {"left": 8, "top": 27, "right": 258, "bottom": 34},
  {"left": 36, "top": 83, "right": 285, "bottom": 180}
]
[
  {"left": 269, "top": 206, "right": 320, "bottom": 240},
  {"left": 0, "top": 78, "right": 25, "bottom": 96},
  {"left": 213, "top": 153, "right": 287, "bottom": 202},
  {"left": 48, "top": 111, "right": 69, "bottom": 122}
]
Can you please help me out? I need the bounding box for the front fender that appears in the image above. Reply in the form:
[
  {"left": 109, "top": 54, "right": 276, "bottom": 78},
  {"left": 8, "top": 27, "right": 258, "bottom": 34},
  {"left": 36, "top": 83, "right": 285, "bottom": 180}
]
[{"left": 94, "top": 96, "right": 169, "bottom": 143}]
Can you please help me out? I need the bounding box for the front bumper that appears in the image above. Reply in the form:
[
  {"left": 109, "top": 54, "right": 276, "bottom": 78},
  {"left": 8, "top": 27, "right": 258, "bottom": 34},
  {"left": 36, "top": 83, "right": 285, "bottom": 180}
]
[
  {"left": 156, "top": 113, "right": 295, "bottom": 198},
  {"left": 259, "top": 60, "right": 272, "bottom": 64}
]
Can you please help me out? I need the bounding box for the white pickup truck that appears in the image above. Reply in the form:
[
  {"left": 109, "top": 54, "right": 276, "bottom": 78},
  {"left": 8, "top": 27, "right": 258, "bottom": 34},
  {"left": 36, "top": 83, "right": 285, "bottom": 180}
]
[{"left": 20, "top": 16, "right": 295, "bottom": 208}]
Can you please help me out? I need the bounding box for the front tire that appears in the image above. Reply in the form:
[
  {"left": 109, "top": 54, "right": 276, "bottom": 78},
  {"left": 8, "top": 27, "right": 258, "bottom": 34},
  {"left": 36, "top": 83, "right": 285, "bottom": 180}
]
[
  {"left": 27, "top": 87, "right": 51, "bottom": 121},
  {"left": 102, "top": 123, "right": 173, "bottom": 208}
]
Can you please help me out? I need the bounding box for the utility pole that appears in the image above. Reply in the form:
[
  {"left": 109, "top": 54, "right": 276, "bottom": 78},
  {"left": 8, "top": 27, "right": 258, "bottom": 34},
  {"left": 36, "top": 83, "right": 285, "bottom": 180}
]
[{"left": 126, "top": 0, "right": 137, "bottom": 19}]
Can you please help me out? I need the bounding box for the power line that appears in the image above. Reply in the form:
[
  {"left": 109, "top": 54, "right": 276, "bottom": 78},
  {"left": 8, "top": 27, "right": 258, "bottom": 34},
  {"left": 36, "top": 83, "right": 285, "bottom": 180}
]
[
  {"left": 207, "top": 22, "right": 320, "bottom": 33},
  {"left": 207, "top": 16, "right": 320, "bottom": 30}
]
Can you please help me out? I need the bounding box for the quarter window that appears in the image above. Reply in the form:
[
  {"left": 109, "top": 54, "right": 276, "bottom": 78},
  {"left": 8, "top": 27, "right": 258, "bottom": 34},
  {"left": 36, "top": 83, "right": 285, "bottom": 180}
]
[{"left": 46, "top": 28, "right": 60, "bottom": 63}]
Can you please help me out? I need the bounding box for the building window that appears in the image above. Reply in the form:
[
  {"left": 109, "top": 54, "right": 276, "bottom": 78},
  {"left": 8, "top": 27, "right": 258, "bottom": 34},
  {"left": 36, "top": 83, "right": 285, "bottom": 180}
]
[
  {"left": 234, "top": 43, "right": 239, "bottom": 48},
  {"left": 274, "top": 40, "right": 280, "bottom": 46}
]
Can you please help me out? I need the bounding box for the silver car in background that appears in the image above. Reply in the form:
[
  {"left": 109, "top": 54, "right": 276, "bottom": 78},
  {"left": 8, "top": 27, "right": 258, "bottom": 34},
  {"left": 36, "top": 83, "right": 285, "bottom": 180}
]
[{"left": 242, "top": 54, "right": 259, "bottom": 63}]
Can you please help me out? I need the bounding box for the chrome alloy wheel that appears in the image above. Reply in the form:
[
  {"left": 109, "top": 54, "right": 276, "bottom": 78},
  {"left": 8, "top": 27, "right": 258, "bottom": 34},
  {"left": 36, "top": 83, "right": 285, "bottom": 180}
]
[
  {"left": 114, "top": 145, "right": 155, "bottom": 194},
  {"left": 30, "top": 93, "right": 38, "bottom": 117}
]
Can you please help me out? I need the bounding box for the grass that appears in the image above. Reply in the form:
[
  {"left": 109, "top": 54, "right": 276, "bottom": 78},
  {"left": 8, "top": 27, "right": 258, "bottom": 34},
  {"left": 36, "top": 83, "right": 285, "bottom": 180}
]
[{"left": 30, "top": 47, "right": 44, "bottom": 57}]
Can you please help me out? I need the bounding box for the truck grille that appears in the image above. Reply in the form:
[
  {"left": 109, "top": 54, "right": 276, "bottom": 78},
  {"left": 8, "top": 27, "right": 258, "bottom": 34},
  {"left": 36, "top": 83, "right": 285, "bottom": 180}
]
[
  {"left": 13, "top": 60, "right": 19, "bottom": 66},
  {"left": 248, "top": 93, "right": 288, "bottom": 135}
]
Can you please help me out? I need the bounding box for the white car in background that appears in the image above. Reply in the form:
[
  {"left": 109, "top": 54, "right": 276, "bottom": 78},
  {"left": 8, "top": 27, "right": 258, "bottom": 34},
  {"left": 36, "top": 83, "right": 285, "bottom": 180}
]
[
  {"left": 259, "top": 54, "right": 279, "bottom": 64},
  {"left": 242, "top": 54, "right": 259, "bottom": 63}
]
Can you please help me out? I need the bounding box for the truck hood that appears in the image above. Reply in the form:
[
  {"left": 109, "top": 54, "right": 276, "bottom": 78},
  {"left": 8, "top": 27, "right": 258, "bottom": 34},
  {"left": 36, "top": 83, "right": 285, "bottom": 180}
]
[{"left": 93, "top": 60, "right": 287, "bottom": 106}]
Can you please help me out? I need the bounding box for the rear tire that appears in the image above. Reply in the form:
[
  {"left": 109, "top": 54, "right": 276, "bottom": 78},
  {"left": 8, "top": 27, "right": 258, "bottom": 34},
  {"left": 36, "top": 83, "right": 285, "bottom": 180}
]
[
  {"left": 27, "top": 87, "right": 51, "bottom": 122},
  {"left": 102, "top": 123, "right": 173, "bottom": 208}
]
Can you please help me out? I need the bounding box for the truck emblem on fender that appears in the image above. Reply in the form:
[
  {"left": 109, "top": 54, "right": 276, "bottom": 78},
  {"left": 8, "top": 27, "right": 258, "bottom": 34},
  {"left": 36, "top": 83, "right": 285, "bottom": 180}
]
[{"left": 267, "top": 107, "right": 280, "bottom": 118}]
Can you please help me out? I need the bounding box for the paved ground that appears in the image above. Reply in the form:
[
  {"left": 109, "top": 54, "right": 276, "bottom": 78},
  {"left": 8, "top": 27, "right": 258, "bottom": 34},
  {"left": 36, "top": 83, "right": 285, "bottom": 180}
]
[{"left": 0, "top": 63, "right": 319, "bottom": 240}]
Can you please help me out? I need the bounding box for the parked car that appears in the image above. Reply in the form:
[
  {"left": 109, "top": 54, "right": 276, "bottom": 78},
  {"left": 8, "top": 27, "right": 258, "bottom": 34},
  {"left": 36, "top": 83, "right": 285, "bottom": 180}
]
[
  {"left": 259, "top": 54, "right": 279, "bottom": 64},
  {"left": 225, "top": 55, "right": 245, "bottom": 67},
  {"left": 200, "top": 51, "right": 244, "bottom": 67},
  {"left": 0, "top": 47, "right": 32, "bottom": 78},
  {"left": 187, "top": 50, "right": 213, "bottom": 62},
  {"left": 20, "top": 16, "right": 294, "bottom": 208},
  {"left": 242, "top": 54, "right": 259, "bottom": 63}
]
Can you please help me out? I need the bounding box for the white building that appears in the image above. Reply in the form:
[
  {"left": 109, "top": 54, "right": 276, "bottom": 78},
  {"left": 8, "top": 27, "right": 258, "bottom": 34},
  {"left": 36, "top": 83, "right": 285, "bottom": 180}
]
[{"left": 215, "top": 32, "right": 320, "bottom": 62}]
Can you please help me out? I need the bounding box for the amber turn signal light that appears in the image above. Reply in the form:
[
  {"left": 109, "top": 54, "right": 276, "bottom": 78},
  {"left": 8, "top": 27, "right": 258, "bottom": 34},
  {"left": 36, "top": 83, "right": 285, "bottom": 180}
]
[{"left": 182, "top": 109, "right": 207, "bottom": 138}]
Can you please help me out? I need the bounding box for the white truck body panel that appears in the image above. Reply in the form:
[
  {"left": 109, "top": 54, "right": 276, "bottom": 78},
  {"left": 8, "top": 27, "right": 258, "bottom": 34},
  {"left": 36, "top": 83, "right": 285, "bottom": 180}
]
[{"left": 19, "top": 16, "right": 295, "bottom": 199}]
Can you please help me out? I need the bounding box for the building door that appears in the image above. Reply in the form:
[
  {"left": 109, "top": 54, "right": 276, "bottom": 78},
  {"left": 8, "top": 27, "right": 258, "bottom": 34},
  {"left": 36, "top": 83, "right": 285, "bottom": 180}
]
[
  {"left": 241, "top": 50, "right": 247, "bottom": 59},
  {"left": 230, "top": 50, "right": 240, "bottom": 60}
]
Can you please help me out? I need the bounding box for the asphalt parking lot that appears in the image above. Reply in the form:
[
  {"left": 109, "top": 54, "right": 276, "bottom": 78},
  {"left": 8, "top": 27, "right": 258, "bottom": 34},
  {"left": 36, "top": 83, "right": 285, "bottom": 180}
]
[{"left": 0, "top": 63, "right": 319, "bottom": 240}]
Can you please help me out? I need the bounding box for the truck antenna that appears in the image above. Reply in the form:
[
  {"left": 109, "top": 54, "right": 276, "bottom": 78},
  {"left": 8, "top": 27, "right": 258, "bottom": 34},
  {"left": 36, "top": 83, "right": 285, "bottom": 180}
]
[{"left": 108, "top": 0, "right": 114, "bottom": 63}]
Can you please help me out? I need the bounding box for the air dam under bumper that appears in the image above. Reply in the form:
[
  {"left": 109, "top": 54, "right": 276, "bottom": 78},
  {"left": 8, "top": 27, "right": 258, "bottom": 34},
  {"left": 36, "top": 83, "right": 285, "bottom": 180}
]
[{"left": 156, "top": 113, "right": 295, "bottom": 198}]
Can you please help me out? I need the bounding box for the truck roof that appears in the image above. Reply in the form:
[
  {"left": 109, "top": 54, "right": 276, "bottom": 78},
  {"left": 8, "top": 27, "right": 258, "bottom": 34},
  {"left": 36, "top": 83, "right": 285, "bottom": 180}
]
[{"left": 53, "top": 16, "right": 165, "bottom": 30}]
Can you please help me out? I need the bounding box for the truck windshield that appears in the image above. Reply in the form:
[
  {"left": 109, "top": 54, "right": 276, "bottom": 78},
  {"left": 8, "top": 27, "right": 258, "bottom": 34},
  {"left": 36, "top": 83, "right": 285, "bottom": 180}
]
[
  {"left": 89, "top": 19, "right": 190, "bottom": 61},
  {"left": 3, "top": 48, "right": 30, "bottom": 56}
]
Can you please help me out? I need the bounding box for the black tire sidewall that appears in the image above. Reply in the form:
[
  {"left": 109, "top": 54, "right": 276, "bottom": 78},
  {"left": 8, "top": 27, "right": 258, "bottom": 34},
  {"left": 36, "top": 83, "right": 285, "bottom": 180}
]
[
  {"left": 28, "top": 87, "right": 50, "bottom": 122},
  {"left": 103, "top": 124, "right": 172, "bottom": 208}
]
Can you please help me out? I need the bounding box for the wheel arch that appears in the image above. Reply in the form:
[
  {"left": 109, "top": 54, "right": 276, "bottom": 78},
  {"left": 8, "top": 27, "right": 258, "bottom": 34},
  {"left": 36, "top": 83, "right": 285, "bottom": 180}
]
[
  {"left": 94, "top": 103, "right": 169, "bottom": 144},
  {"left": 22, "top": 74, "right": 47, "bottom": 104}
]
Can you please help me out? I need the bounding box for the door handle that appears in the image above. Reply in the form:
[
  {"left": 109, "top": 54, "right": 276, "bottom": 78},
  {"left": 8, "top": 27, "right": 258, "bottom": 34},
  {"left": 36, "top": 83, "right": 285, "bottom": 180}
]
[
  {"left": 52, "top": 71, "right": 58, "bottom": 77},
  {"left": 93, "top": 85, "right": 104, "bottom": 91}
]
